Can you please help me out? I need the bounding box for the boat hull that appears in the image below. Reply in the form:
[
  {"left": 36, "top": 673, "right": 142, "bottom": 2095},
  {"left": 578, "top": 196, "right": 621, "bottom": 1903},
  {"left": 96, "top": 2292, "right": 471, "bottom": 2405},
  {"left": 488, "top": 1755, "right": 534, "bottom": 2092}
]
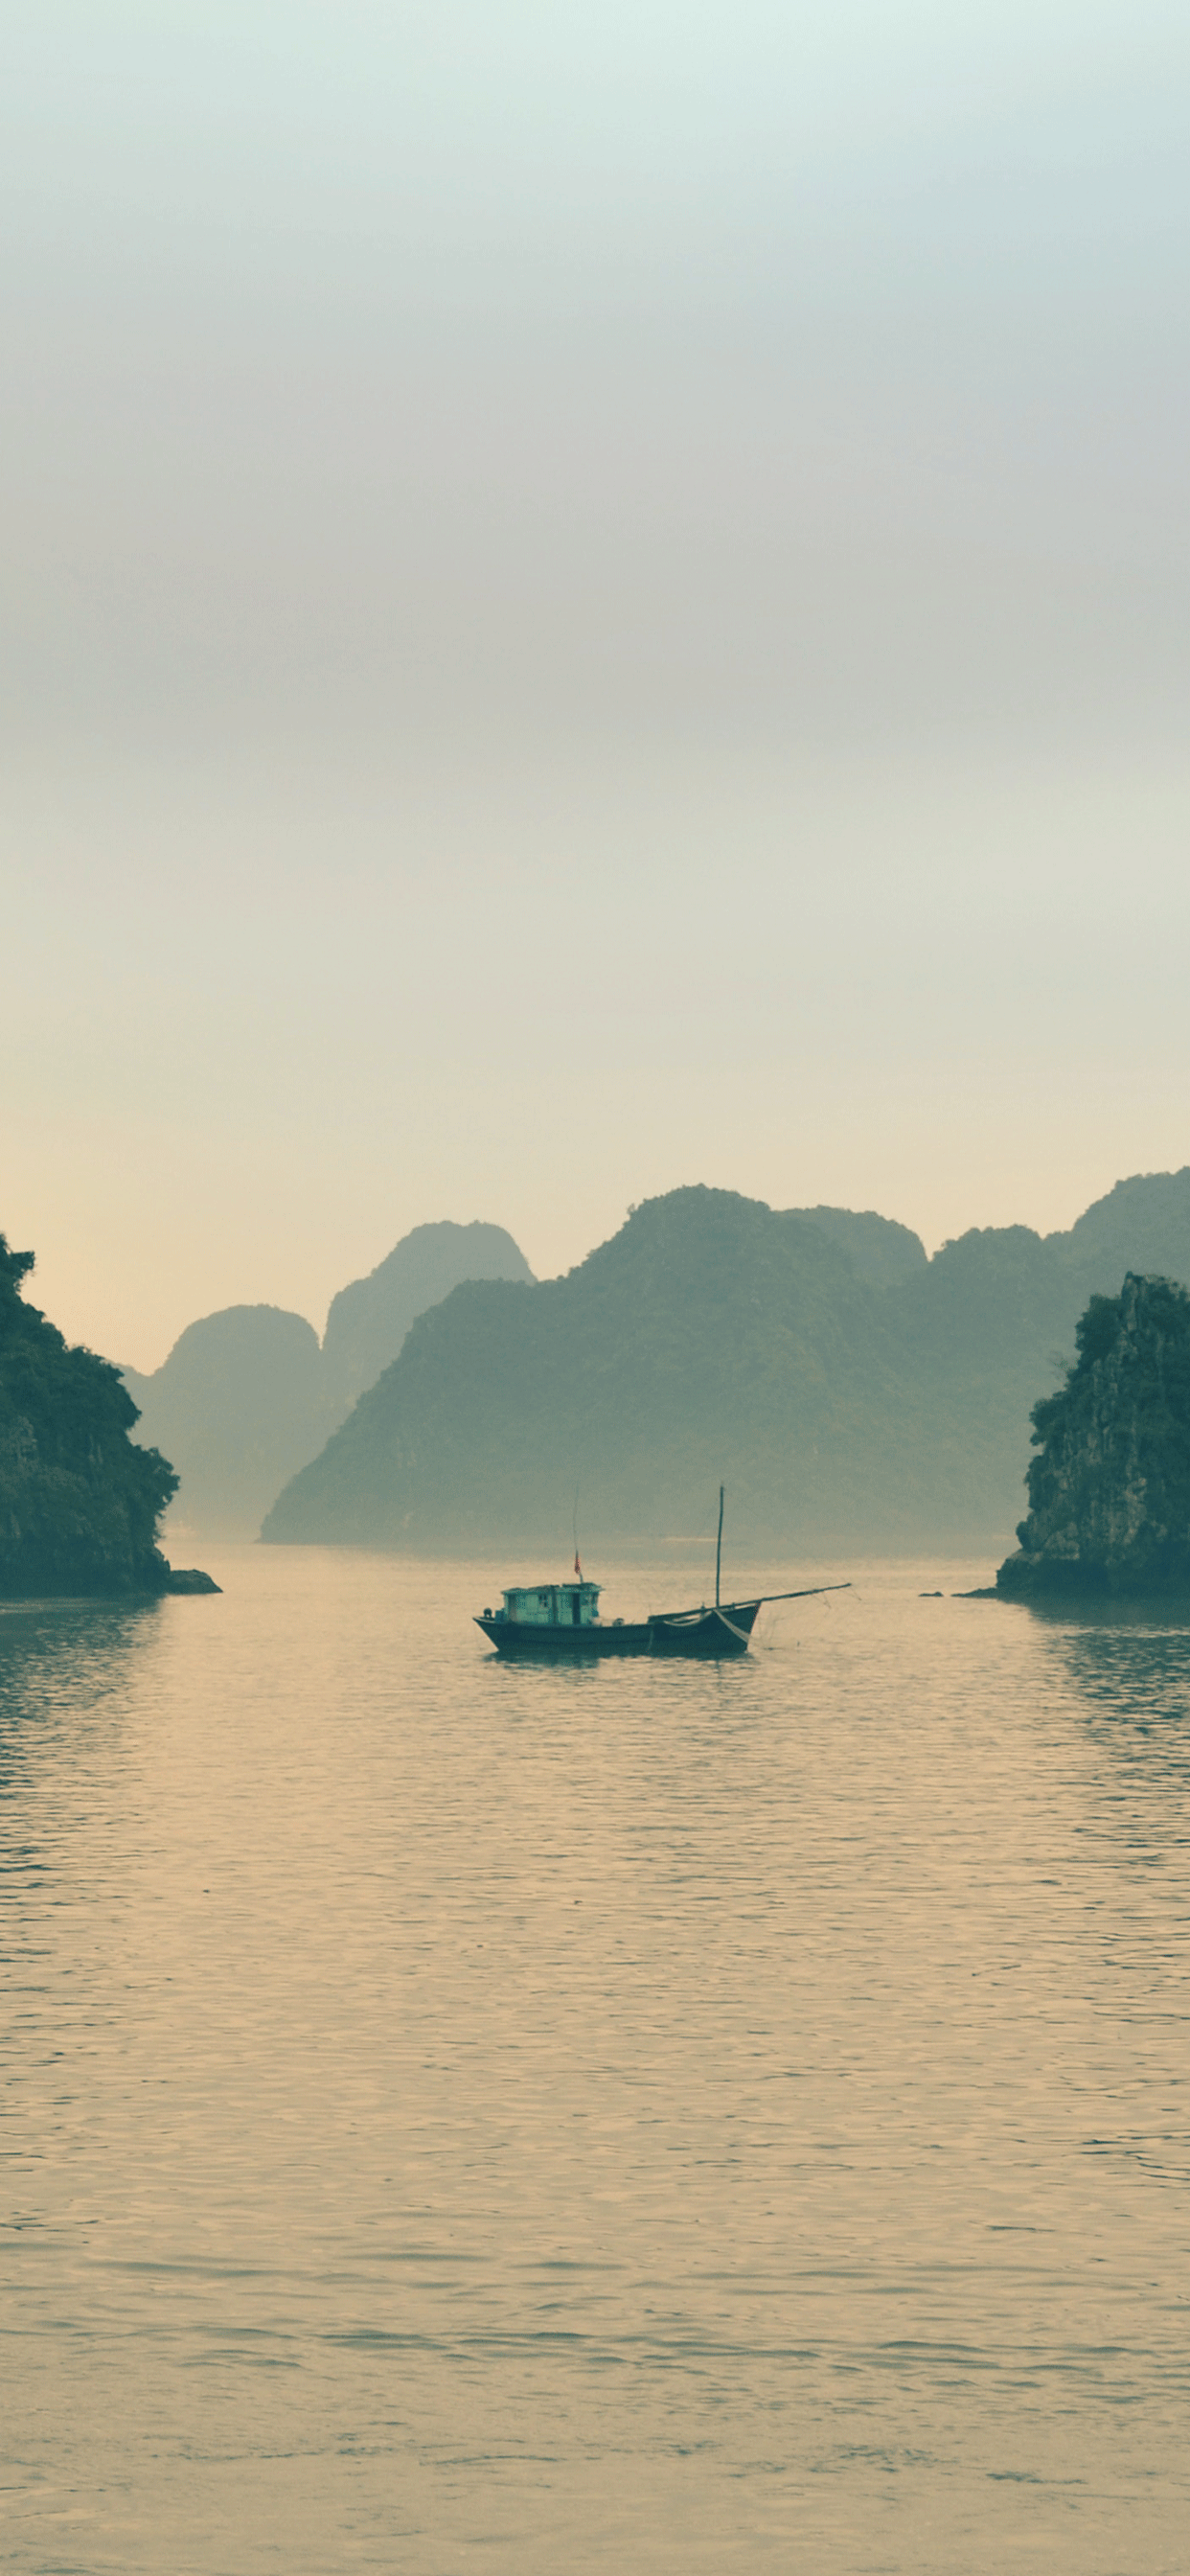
[{"left": 475, "top": 1600, "right": 761, "bottom": 1660}]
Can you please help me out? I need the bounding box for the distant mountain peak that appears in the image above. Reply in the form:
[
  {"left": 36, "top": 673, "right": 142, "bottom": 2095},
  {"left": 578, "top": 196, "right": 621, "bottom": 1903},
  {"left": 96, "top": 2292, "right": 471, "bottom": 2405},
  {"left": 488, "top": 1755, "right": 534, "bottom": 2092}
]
[
  {"left": 124, "top": 1218, "right": 535, "bottom": 1537},
  {"left": 322, "top": 1219, "right": 535, "bottom": 1409}
]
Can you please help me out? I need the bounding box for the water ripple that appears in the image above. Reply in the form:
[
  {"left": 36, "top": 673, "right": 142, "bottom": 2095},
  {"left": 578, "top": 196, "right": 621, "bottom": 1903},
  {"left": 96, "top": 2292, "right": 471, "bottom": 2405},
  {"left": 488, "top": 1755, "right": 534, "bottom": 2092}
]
[{"left": 2, "top": 1551, "right": 1189, "bottom": 2571}]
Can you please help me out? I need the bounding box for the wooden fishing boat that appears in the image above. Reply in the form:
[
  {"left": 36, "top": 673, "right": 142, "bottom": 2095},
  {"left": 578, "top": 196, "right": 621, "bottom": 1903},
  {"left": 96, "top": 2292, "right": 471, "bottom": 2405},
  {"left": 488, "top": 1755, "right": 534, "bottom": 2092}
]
[{"left": 474, "top": 1490, "right": 848, "bottom": 1661}]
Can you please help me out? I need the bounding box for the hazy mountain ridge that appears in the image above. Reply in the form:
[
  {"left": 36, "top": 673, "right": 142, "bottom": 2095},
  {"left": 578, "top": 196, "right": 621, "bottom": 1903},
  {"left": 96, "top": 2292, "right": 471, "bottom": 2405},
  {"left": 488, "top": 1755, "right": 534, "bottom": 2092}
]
[
  {"left": 126, "top": 1220, "right": 535, "bottom": 1537},
  {"left": 786, "top": 1206, "right": 927, "bottom": 1289},
  {"left": 322, "top": 1222, "right": 535, "bottom": 1412},
  {"left": 263, "top": 1197, "right": 923, "bottom": 1550},
  {"left": 262, "top": 1168, "right": 1190, "bottom": 1556},
  {"left": 1058, "top": 1170, "right": 1190, "bottom": 1285},
  {"left": 123, "top": 1305, "right": 334, "bottom": 1542}
]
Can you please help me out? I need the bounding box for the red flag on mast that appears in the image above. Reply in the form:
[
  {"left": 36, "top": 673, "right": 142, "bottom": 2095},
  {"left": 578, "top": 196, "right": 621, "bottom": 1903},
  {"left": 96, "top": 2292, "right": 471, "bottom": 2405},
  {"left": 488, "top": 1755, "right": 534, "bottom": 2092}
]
[{"left": 574, "top": 1550, "right": 582, "bottom": 1578}]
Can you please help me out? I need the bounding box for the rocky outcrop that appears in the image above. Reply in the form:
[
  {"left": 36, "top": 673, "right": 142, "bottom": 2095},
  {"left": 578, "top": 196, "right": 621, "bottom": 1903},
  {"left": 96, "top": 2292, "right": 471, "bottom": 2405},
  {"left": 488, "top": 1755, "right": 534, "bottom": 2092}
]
[
  {"left": 996, "top": 1274, "right": 1190, "bottom": 1598},
  {"left": 0, "top": 1232, "right": 212, "bottom": 1598}
]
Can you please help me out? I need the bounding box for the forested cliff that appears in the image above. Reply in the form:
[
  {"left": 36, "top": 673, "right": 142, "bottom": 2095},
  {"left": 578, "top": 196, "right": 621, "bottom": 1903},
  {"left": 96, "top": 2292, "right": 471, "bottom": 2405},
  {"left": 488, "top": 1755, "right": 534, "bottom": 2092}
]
[
  {"left": 996, "top": 1275, "right": 1190, "bottom": 1598},
  {"left": 0, "top": 1233, "right": 186, "bottom": 1597}
]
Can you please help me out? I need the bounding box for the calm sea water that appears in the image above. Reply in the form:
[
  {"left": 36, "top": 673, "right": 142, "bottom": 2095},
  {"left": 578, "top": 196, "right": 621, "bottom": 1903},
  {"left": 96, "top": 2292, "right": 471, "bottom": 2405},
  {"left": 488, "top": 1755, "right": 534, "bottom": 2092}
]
[{"left": 2, "top": 1548, "right": 1189, "bottom": 2574}]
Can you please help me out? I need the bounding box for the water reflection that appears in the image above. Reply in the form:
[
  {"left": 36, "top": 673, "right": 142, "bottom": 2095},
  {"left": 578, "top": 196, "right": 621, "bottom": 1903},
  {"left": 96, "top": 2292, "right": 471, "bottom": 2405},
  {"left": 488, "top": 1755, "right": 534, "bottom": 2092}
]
[
  {"left": 0, "top": 1599, "right": 164, "bottom": 1847},
  {"left": 0, "top": 1598, "right": 162, "bottom": 1717},
  {"left": 1035, "top": 1607, "right": 1190, "bottom": 1733},
  {"left": 1015, "top": 1607, "right": 1190, "bottom": 1901}
]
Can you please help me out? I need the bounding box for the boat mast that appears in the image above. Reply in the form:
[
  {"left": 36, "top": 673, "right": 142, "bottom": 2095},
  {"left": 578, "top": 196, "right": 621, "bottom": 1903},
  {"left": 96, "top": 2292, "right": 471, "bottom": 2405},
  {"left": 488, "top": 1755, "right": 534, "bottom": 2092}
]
[{"left": 716, "top": 1484, "right": 724, "bottom": 1607}]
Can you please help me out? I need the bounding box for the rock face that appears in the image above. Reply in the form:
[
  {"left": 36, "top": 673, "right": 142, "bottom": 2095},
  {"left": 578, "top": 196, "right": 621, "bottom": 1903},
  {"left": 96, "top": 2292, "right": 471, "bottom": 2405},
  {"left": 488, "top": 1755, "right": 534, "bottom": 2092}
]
[
  {"left": 996, "top": 1275, "right": 1190, "bottom": 1598},
  {"left": 0, "top": 1234, "right": 181, "bottom": 1598}
]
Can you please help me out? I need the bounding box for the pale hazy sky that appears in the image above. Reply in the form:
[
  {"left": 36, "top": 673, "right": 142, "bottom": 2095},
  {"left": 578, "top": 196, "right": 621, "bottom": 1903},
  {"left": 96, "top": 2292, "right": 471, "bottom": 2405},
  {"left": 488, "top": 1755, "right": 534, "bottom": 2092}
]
[{"left": 4, "top": 2, "right": 1188, "bottom": 1368}]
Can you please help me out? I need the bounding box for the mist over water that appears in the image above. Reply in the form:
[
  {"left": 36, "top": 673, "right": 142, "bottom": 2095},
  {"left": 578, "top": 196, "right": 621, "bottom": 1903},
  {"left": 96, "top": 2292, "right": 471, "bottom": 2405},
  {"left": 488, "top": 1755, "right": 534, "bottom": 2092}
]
[{"left": 3, "top": 1551, "right": 1189, "bottom": 2572}]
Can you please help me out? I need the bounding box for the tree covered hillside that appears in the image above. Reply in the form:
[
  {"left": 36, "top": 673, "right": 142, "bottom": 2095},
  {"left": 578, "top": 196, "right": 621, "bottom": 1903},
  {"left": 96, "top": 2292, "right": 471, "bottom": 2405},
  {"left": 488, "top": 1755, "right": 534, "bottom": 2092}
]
[
  {"left": 263, "top": 1189, "right": 977, "bottom": 1552},
  {"left": 0, "top": 1234, "right": 180, "bottom": 1597},
  {"left": 262, "top": 1170, "right": 1190, "bottom": 1557}
]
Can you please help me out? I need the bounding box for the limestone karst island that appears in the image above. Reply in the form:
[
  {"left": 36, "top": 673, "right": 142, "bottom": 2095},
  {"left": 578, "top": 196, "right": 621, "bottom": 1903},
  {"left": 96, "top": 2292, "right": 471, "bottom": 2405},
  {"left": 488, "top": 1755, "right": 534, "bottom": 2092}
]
[
  {"left": 996, "top": 1274, "right": 1190, "bottom": 1600},
  {"left": 0, "top": 1234, "right": 216, "bottom": 1599}
]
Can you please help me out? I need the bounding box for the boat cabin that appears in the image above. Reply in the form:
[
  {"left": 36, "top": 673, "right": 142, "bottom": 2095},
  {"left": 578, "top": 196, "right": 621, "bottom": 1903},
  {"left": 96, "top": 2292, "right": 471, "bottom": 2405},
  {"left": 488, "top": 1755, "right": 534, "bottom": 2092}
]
[{"left": 500, "top": 1581, "right": 602, "bottom": 1628}]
